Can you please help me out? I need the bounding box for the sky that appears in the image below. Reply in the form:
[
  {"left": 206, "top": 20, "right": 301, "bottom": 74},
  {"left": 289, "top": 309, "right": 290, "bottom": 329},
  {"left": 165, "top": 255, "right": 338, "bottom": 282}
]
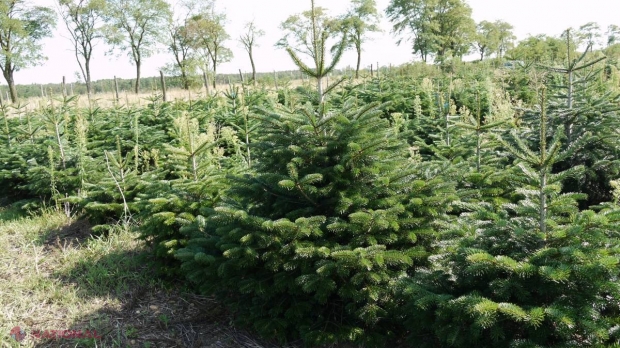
[{"left": 8, "top": 0, "right": 620, "bottom": 85}]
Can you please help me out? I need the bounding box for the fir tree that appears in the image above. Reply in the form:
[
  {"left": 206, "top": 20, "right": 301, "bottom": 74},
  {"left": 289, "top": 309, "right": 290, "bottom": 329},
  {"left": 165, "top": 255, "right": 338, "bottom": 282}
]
[
  {"left": 539, "top": 29, "right": 620, "bottom": 206},
  {"left": 176, "top": 95, "right": 456, "bottom": 346},
  {"left": 399, "top": 87, "right": 620, "bottom": 347},
  {"left": 136, "top": 109, "right": 241, "bottom": 276}
]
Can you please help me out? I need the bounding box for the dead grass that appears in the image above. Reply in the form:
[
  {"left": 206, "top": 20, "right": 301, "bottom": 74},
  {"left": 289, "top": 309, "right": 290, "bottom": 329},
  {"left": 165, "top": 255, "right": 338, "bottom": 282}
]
[
  {"left": 3, "top": 75, "right": 368, "bottom": 114},
  {"left": 9, "top": 78, "right": 315, "bottom": 113},
  {"left": 0, "top": 207, "right": 286, "bottom": 348}
]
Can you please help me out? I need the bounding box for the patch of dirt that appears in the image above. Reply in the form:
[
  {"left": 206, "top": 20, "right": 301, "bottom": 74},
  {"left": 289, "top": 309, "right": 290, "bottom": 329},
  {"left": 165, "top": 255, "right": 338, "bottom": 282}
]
[{"left": 41, "top": 219, "right": 93, "bottom": 252}]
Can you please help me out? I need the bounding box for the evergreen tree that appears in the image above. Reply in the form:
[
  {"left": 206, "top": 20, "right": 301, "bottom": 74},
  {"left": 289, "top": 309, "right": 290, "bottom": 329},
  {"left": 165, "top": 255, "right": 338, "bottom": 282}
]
[
  {"left": 176, "top": 96, "right": 456, "bottom": 346},
  {"left": 538, "top": 30, "right": 620, "bottom": 206},
  {"left": 399, "top": 87, "right": 620, "bottom": 347},
  {"left": 136, "top": 105, "right": 241, "bottom": 276}
]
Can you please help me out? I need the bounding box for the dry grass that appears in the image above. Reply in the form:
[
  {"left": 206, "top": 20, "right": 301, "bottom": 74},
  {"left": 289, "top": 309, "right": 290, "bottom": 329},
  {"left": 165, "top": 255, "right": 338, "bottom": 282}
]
[
  {"left": 3, "top": 75, "right": 366, "bottom": 114},
  {"left": 8, "top": 78, "right": 315, "bottom": 113},
  {"left": 0, "top": 207, "right": 286, "bottom": 348}
]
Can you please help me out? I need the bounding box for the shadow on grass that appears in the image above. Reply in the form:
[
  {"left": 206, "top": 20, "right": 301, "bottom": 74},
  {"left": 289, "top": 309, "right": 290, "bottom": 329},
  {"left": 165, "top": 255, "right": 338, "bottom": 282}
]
[
  {"left": 0, "top": 203, "right": 28, "bottom": 222},
  {"left": 37, "top": 219, "right": 95, "bottom": 252},
  {"left": 30, "top": 227, "right": 280, "bottom": 348}
]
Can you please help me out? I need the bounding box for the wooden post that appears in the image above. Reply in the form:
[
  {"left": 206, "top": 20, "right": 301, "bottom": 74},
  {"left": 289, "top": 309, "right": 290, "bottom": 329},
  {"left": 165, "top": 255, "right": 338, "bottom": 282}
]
[
  {"left": 114, "top": 76, "right": 120, "bottom": 103},
  {"left": 273, "top": 70, "right": 278, "bottom": 90},
  {"left": 377, "top": 62, "right": 380, "bottom": 78},
  {"left": 159, "top": 71, "right": 167, "bottom": 102},
  {"left": 62, "top": 76, "right": 67, "bottom": 97},
  {"left": 239, "top": 69, "right": 245, "bottom": 84},
  {"left": 370, "top": 64, "right": 374, "bottom": 78}
]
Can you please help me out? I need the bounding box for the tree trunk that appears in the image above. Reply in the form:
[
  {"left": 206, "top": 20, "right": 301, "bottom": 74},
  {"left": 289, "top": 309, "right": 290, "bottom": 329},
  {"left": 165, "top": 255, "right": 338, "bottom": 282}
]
[
  {"left": 160, "top": 71, "right": 167, "bottom": 102},
  {"left": 2, "top": 67, "right": 17, "bottom": 103},
  {"left": 540, "top": 170, "right": 547, "bottom": 235},
  {"left": 355, "top": 46, "right": 361, "bottom": 79},
  {"left": 249, "top": 47, "right": 257, "bottom": 86},
  {"left": 212, "top": 62, "right": 217, "bottom": 89},
  {"left": 480, "top": 50, "right": 485, "bottom": 61},
  {"left": 134, "top": 61, "right": 141, "bottom": 94},
  {"left": 85, "top": 58, "right": 92, "bottom": 96},
  {"left": 181, "top": 69, "right": 189, "bottom": 90},
  {"left": 317, "top": 76, "right": 324, "bottom": 104},
  {"left": 566, "top": 70, "right": 573, "bottom": 142}
]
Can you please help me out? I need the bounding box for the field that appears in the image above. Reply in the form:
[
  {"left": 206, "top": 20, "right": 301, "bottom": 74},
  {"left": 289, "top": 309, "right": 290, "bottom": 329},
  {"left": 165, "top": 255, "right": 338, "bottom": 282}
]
[{"left": 2, "top": 55, "right": 620, "bottom": 347}]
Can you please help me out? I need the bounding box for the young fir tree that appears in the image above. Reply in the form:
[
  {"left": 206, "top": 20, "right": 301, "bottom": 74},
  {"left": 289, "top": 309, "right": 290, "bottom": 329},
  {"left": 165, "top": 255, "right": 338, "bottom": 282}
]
[
  {"left": 539, "top": 29, "right": 620, "bottom": 206},
  {"left": 136, "top": 110, "right": 241, "bottom": 276},
  {"left": 398, "top": 87, "right": 620, "bottom": 347},
  {"left": 452, "top": 87, "right": 518, "bottom": 208},
  {"left": 175, "top": 95, "right": 456, "bottom": 346}
]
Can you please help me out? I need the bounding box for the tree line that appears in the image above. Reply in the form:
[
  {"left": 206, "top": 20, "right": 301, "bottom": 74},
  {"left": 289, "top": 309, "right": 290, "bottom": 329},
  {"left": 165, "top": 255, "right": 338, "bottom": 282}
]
[{"left": 1, "top": 0, "right": 620, "bottom": 103}]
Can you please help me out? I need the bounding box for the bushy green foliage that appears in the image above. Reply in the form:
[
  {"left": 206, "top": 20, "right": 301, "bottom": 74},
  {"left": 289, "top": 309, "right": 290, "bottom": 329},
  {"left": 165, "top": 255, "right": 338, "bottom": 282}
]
[
  {"left": 176, "top": 96, "right": 456, "bottom": 346},
  {"left": 398, "top": 89, "right": 620, "bottom": 347},
  {"left": 2, "top": 57, "right": 620, "bottom": 347}
]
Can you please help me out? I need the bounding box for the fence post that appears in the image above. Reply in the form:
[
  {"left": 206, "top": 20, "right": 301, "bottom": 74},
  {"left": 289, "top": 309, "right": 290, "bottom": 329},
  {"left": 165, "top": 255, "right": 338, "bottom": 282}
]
[
  {"left": 160, "top": 71, "right": 167, "bottom": 102},
  {"left": 239, "top": 69, "right": 245, "bottom": 84},
  {"left": 114, "top": 76, "right": 120, "bottom": 103},
  {"left": 62, "top": 76, "right": 67, "bottom": 97}
]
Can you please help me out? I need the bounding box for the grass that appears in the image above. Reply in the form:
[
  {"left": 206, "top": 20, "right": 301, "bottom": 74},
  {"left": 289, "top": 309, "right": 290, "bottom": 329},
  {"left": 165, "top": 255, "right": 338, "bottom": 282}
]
[
  {"left": 0, "top": 206, "right": 281, "bottom": 348},
  {"left": 4, "top": 73, "right": 365, "bottom": 114}
]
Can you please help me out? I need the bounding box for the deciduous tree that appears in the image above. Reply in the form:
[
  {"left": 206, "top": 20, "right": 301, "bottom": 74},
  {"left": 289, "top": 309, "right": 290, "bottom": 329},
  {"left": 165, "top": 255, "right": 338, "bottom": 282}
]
[
  {"left": 57, "top": 0, "right": 105, "bottom": 97},
  {"left": 103, "top": 0, "right": 171, "bottom": 94},
  {"left": 0, "top": 0, "right": 56, "bottom": 102},
  {"left": 495, "top": 20, "right": 515, "bottom": 59},
  {"left": 473, "top": 20, "right": 515, "bottom": 61},
  {"left": 186, "top": 8, "right": 232, "bottom": 89},
  {"left": 239, "top": 21, "right": 264, "bottom": 85},
  {"left": 341, "top": 0, "right": 381, "bottom": 78},
  {"left": 606, "top": 24, "right": 620, "bottom": 46},
  {"left": 576, "top": 22, "right": 602, "bottom": 52},
  {"left": 387, "top": 0, "right": 475, "bottom": 63},
  {"left": 167, "top": 2, "right": 200, "bottom": 90},
  {"left": 508, "top": 34, "right": 575, "bottom": 64},
  {"left": 474, "top": 20, "right": 499, "bottom": 61}
]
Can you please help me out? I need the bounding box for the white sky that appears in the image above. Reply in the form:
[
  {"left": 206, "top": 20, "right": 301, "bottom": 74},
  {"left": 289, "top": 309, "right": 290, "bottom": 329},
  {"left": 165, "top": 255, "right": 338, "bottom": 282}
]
[{"left": 9, "top": 0, "right": 620, "bottom": 85}]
